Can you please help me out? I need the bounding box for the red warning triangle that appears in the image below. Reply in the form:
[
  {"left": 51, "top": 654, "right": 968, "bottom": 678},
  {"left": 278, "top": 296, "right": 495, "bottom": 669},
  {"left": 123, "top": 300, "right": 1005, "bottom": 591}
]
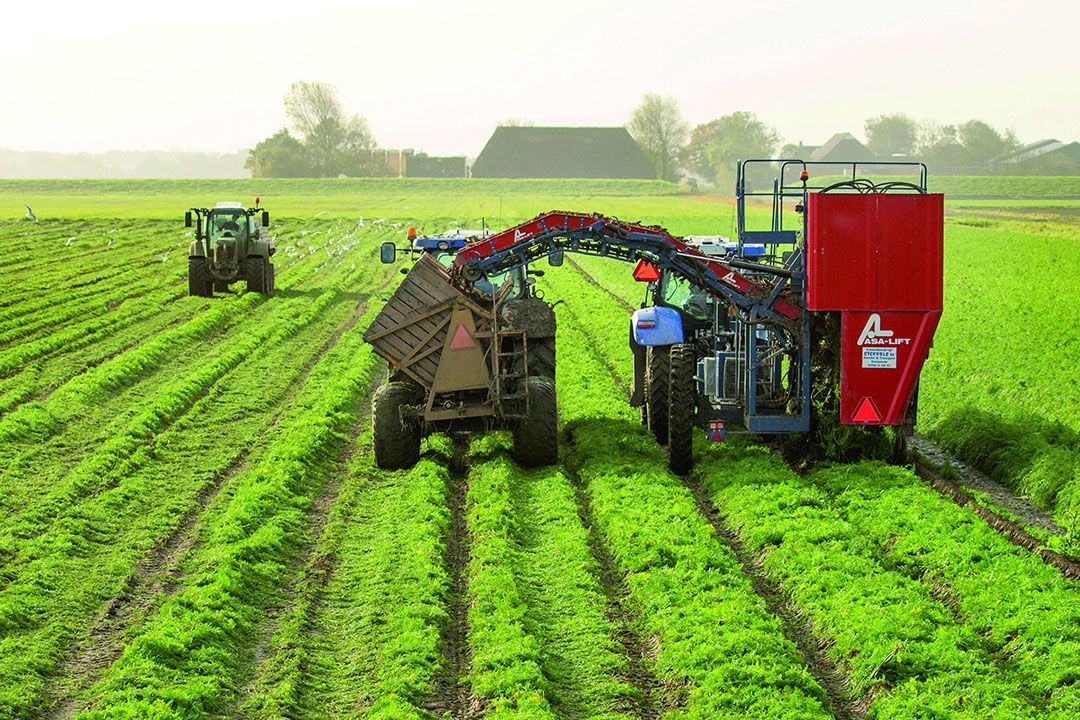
[
  {"left": 449, "top": 323, "right": 475, "bottom": 349},
  {"left": 852, "top": 397, "right": 881, "bottom": 423},
  {"left": 632, "top": 259, "right": 660, "bottom": 282}
]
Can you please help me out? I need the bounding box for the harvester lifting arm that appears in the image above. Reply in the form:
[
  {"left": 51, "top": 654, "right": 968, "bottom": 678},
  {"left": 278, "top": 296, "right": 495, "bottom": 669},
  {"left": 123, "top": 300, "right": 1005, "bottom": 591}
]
[{"left": 449, "top": 211, "right": 803, "bottom": 325}]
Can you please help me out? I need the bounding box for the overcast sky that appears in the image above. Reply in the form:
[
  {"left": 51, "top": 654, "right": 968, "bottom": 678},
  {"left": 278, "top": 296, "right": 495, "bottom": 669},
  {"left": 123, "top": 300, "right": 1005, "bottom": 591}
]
[{"left": 2, "top": 0, "right": 1076, "bottom": 156}]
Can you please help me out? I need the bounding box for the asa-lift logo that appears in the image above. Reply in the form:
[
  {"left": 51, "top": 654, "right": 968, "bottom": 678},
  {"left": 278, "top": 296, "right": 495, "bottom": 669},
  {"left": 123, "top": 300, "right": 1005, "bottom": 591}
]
[{"left": 857, "top": 313, "right": 911, "bottom": 346}]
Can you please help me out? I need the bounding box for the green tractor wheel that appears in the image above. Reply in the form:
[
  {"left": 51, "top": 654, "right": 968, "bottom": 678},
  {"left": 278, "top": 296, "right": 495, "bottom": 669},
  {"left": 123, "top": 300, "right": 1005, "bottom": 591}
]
[
  {"left": 247, "top": 257, "right": 273, "bottom": 296},
  {"left": 188, "top": 257, "right": 212, "bottom": 297}
]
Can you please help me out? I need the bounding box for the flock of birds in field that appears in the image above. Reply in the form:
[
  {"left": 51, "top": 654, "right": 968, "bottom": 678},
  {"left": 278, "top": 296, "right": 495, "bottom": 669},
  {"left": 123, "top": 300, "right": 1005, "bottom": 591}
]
[{"left": 21, "top": 206, "right": 398, "bottom": 277}]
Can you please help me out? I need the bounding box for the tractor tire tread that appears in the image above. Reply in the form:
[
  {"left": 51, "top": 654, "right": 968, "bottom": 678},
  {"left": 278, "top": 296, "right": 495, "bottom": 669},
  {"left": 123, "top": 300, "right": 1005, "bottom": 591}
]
[
  {"left": 188, "top": 256, "right": 212, "bottom": 297},
  {"left": 646, "top": 345, "right": 670, "bottom": 445},
  {"left": 372, "top": 382, "right": 422, "bottom": 470},
  {"left": 528, "top": 337, "right": 556, "bottom": 382},
  {"left": 512, "top": 377, "right": 558, "bottom": 468},
  {"left": 668, "top": 343, "right": 695, "bottom": 475}
]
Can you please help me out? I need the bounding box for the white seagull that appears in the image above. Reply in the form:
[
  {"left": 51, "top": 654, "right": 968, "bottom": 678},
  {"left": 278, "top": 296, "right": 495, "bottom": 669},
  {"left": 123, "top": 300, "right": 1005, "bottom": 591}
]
[{"left": 25, "top": 205, "right": 37, "bottom": 222}]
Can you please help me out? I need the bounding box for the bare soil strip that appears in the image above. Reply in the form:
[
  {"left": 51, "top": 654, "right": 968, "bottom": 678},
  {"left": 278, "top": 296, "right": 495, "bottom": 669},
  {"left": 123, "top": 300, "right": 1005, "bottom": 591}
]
[
  {"left": 426, "top": 434, "right": 480, "bottom": 719},
  {"left": 563, "top": 456, "right": 666, "bottom": 719},
  {"left": 42, "top": 294, "right": 378, "bottom": 719},
  {"left": 682, "top": 476, "right": 863, "bottom": 720},
  {"left": 910, "top": 436, "right": 1067, "bottom": 536},
  {"left": 913, "top": 462, "right": 1080, "bottom": 581}
]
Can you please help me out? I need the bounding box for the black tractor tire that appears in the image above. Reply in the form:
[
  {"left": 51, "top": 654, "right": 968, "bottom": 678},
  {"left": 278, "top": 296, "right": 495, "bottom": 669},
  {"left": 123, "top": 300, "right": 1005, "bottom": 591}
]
[
  {"left": 372, "top": 382, "right": 422, "bottom": 470},
  {"left": 512, "top": 377, "right": 558, "bottom": 468},
  {"left": 667, "top": 343, "right": 696, "bottom": 475},
  {"left": 645, "top": 346, "right": 670, "bottom": 445},
  {"left": 188, "top": 257, "right": 212, "bottom": 297},
  {"left": 268, "top": 263, "right": 276, "bottom": 295},
  {"left": 528, "top": 337, "right": 556, "bottom": 382},
  {"left": 247, "top": 256, "right": 272, "bottom": 295},
  {"left": 213, "top": 280, "right": 229, "bottom": 293}
]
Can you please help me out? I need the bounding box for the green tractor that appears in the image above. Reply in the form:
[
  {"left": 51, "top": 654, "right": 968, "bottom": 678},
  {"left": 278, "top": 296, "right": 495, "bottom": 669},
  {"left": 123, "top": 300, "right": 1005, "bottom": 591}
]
[{"left": 185, "top": 201, "right": 275, "bottom": 297}]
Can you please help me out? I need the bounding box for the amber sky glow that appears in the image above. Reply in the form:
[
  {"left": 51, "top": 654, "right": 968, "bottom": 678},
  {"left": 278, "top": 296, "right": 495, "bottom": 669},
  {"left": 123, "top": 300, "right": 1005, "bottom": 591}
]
[{"left": 2, "top": 0, "right": 1076, "bottom": 155}]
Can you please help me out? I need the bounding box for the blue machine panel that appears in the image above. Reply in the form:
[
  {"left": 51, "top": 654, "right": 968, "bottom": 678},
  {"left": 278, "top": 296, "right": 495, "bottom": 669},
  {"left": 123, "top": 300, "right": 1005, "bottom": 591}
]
[{"left": 632, "top": 306, "right": 683, "bottom": 346}]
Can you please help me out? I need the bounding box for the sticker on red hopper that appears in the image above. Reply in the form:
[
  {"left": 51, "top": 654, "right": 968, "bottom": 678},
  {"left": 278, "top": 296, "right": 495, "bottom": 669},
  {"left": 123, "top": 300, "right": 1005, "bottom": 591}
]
[{"left": 861, "top": 347, "right": 897, "bottom": 369}]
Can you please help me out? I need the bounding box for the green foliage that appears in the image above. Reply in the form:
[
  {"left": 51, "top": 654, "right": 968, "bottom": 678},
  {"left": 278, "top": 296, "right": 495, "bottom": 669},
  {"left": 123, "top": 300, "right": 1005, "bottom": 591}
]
[
  {"left": 245, "top": 129, "right": 316, "bottom": 178},
  {"left": 864, "top": 113, "right": 918, "bottom": 156},
  {"left": 679, "top": 112, "right": 780, "bottom": 183},
  {"left": 959, "top": 119, "right": 1020, "bottom": 165},
  {"left": 627, "top": 93, "right": 689, "bottom": 181}
]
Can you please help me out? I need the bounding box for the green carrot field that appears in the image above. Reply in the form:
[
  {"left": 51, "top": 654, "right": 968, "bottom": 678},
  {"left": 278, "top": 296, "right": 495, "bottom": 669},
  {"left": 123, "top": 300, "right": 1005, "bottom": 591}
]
[{"left": 0, "top": 179, "right": 1077, "bottom": 719}]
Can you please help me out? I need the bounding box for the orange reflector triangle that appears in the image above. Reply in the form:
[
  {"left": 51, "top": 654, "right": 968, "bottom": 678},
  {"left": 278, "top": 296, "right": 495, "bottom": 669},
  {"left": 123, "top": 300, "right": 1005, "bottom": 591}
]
[
  {"left": 632, "top": 259, "right": 660, "bottom": 282},
  {"left": 449, "top": 323, "right": 475, "bottom": 349},
  {"left": 853, "top": 397, "right": 881, "bottom": 423}
]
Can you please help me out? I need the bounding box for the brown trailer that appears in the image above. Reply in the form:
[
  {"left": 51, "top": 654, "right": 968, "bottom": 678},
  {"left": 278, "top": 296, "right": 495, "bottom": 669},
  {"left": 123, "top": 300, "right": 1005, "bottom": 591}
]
[{"left": 363, "top": 254, "right": 557, "bottom": 469}]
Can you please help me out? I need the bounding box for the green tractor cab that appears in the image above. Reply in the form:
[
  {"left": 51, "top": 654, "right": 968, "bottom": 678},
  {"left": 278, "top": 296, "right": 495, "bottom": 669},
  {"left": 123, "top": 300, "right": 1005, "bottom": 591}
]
[{"left": 185, "top": 201, "right": 275, "bottom": 297}]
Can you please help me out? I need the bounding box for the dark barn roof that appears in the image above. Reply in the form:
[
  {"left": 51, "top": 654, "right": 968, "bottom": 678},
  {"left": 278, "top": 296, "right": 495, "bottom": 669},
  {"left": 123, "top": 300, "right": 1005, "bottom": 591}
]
[
  {"left": 471, "top": 126, "right": 656, "bottom": 179},
  {"left": 810, "top": 133, "right": 878, "bottom": 163}
]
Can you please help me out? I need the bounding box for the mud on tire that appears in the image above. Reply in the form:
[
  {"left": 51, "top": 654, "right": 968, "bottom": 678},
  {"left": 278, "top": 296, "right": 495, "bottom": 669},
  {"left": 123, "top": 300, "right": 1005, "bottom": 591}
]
[
  {"left": 528, "top": 337, "right": 556, "bottom": 382},
  {"left": 512, "top": 376, "right": 558, "bottom": 468},
  {"left": 667, "top": 343, "right": 696, "bottom": 475},
  {"left": 373, "top": 382, "right": 422, "bottom": 470}
]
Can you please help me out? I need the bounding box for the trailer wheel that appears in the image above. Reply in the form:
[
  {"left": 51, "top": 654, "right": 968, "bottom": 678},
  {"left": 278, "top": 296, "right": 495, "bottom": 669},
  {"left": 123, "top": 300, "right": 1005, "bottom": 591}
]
[
  {"left": 645, "top": 346, "right": 670, "bottom": 445},
  {"left": 512, "top": 377, "right": 558, "bottom": 468},
  {"left": 188, "top": 257, "right": 212, "bottom": 297},
  {"left": 372, "top": 382, "right": 421, "bottom": 470},
  {"left": 668, "top": 343, "right": 696, "bottom": 475},
  {"left": 528, "top": 337, "right": 556, "bottom": 382},
  {"left": 247, "top": 257, "right": 271, "bottom": 295}
]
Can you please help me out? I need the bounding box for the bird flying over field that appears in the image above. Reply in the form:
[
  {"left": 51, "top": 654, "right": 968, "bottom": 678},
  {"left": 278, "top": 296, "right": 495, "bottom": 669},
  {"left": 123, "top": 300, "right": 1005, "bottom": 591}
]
[{"left": 24, "top": 205, "right": 37, "bottom": 222}]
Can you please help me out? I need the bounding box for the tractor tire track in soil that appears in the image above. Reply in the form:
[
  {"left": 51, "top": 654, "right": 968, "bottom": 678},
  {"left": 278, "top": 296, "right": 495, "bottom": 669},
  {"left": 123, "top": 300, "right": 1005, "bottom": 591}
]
[
  {"left": 565, "top": 256, "right": 637, "bottom": 314},
  {"left": 682, "top": 476, "right": 864, "bottom": 720},
  {"left": 42, "top": 292, "right": 381, "bottom": 720},
  {"left": 913, "top": 461, "right": 1080, "bottom": 581},
  {"left": 567, "top": 301, "right": 860, "bottom": 719},
  {"left": 426, "top": 434, "right": 481, "bottom": 720},
  {"left": 557, "top": 299, "right": 633, "bottom": 400},
  {"left": 911, "top": 436, "right": 1069, "bottom": 537},
  {"left": 563, "top": 453, "right": 667, "bottom": 719},
  {"left": 233, "top": 415, "right": 369, "bottom": 718}
]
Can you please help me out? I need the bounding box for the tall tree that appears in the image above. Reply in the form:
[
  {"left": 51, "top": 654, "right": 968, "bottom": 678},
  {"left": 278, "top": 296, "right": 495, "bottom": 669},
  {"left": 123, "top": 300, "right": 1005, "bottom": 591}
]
[
  {"left": 627, "top": 93, "right": 689, "bottom": 181},
  {"left": 282, "top": 81, "right": 376, "bottom": 176},
  {"left": 682, "top": 111, "right": 779, "bottom": 183},
  {"left": 916, "top": 120, "right": 958, "bottom": 154},
  {"left": 244, "top": 129, "right": 315, "bottom": 178},
  {"left": 865, "top": 113, "right": 918, "bottom": 156},
  {"left": 958, "top": 119, "right": 1019, "bottom": 164}
]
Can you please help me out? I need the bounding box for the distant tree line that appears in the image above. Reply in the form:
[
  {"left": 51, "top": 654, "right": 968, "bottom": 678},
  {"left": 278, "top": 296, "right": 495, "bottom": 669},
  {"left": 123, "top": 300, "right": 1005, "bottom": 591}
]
[
  {"left": 625, "top": 95, "right": 1036, "bottom": 183},
  {"left": 247, "top": 82, "right": 389, "bottom": 178}
]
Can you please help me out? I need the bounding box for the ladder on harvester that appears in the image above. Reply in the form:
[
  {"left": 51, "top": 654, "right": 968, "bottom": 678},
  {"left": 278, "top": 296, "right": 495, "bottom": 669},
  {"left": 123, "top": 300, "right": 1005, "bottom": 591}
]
[{"left": 488, "top": 293, "right": 529, "bottom": 419}]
